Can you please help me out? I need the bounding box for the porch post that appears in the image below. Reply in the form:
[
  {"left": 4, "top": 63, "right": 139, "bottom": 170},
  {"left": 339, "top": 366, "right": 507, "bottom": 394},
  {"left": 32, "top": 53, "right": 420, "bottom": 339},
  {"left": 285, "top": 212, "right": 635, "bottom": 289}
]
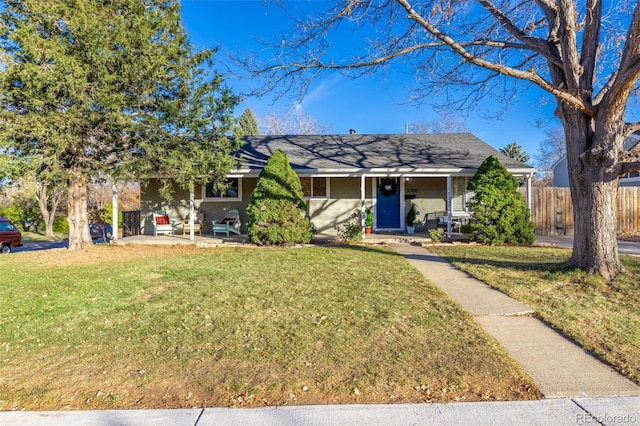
[
  {"left": 360, "top": 174, "right": 366, "bottom": 239},
  {"left": 189, "top": 186, "right": 195, "bottom": 241},
  {"left": 526, "top": 173, "right": 533, "bottom": 219},
  {"left": 111, "top": 182, "right": 118, "bottom": 241},
  {"left": 446, "top": 175, "right": 452, "bottom": 239}
]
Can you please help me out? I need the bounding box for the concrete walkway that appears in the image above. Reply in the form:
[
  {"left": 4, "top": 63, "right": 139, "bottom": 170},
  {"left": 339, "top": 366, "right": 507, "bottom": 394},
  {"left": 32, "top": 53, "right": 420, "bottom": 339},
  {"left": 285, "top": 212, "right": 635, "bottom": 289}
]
[{"left": 388, "top": 242, "right": 640, "bottom": 399}]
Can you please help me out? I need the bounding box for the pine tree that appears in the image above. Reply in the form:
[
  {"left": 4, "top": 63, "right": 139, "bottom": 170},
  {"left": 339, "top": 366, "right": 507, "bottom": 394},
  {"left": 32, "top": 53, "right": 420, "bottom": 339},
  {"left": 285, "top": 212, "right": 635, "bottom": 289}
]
[
  {"left": 0, "top": 0, "right": 237, "bottom": 249},
  {"left": 246, "top": 149, "right": 314, "bottom": 245},
  {"left": 500, "top": 142, "right": 531, "bottom": 163},
  {"left": 464, "top": 156, "right": 535, "bottom": 245},
  {"left": 234, "top": 108, "right": 260, "bottom": 137}
]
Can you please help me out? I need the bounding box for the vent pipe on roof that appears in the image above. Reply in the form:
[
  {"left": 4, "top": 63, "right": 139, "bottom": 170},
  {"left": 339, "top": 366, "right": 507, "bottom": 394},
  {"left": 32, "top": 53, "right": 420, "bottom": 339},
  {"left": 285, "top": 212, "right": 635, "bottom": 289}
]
[
  {"left": 405, "top": 123, "right": 409, "bottom": 134},
  {"left": 349, "top": 129, "right": 356, "bottom": 134}
]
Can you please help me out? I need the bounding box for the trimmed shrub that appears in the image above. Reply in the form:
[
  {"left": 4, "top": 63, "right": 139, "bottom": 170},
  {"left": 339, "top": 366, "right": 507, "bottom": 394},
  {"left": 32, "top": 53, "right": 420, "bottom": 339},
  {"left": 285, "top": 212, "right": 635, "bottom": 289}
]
[
  {"left": 246, "top": 149, "right": 314, "bottom": 245},
  {"left": 463, "top": 156, "right": 535, "bottom": 245}
]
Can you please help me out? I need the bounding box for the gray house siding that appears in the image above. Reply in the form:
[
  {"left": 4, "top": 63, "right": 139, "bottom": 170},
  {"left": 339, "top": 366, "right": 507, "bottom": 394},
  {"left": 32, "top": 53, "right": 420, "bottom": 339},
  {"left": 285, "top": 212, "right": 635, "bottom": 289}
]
[
  {"left": 552, "top": 133, "right": 640, "bottom": 188},
  {"left": 552, "top": 157, "right": 570, "bottom": 187},
  {"left": 138, "top": 133, "right": 536, "bottom": 237}
]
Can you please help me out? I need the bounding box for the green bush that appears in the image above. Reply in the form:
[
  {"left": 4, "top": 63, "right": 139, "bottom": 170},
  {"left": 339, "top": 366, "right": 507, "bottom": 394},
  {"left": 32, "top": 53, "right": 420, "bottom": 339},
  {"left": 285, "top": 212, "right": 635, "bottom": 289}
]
[
  {"left": 336, "top": 210, "right": 363, "bottom": 242},
  {"left": 0, "top": 205, "right": 23, "bottom": 228},
  {"left": 0, "top": 203, "right": 40, "bottom": 231},
  {"left": 463, "top": 156, "right": 535, "bottom": 245},
  {"left": 429, "top": 228, "right": 443, "bottom": 242},
  {"left": 246, "top": 149, "right": 314, "bottom": 245},
  {"left": 52, "top": 215, "right": 69, "bottom": 232}
]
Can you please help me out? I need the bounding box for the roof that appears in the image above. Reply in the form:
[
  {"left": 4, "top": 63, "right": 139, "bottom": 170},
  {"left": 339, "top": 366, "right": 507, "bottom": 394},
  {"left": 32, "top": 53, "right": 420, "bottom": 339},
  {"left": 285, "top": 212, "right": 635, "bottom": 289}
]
[{"left": 236, "top": 133, "right": 534, "bottom": 174}]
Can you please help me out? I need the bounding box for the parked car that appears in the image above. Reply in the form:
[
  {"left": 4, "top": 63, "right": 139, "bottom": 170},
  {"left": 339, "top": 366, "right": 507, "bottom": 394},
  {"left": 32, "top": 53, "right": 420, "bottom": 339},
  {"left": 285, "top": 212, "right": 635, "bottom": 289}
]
[
  {"left": 0, "top": 216, "right": 22, "bottom": 253},
  {"left": 89, "top": 222, "right": 113, "bottom": 240}
]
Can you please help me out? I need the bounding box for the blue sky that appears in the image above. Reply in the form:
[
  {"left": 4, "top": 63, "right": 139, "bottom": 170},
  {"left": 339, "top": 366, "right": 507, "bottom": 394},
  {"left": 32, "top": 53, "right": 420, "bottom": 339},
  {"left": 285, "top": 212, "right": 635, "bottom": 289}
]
[{"left": 180, "top": 1, "right": 561, "bottom": 164}]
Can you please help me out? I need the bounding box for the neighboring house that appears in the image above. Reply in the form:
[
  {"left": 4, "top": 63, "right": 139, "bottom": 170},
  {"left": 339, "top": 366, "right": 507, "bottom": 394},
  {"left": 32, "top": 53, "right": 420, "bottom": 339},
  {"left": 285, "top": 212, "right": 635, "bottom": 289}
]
[
  {"left": 140, "top": 133, "right": 536, "bottom": 236},
  {"left": 552, "top": 133, "right": 640, "bottom": 187}
]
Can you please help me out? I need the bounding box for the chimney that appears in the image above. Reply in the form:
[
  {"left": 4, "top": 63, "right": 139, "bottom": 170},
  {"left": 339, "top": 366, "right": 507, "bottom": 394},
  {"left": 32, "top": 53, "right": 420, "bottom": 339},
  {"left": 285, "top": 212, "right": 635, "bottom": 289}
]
[{"left": 349, "top": 129, "right": 356, "bottom": 134}]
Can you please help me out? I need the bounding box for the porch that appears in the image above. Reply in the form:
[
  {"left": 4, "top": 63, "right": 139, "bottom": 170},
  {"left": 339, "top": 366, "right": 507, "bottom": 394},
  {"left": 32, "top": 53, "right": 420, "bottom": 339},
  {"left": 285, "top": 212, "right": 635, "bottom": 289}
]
[{"left": 111, "top": 230, "right": 469, "bottom": 247}]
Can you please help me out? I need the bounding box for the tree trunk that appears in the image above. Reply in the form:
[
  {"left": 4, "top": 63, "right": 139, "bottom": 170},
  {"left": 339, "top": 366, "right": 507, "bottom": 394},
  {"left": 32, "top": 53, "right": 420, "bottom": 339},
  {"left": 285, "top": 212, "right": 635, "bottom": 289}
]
[
  {"left": 37, "top": 183, "right": 62, "bottom": 239},
  {"left": 562, "top": 108, "right": 624, "bottom": 281},
  {"left": 67, "top": 168, "right": 93, "bottom": 250},
  {"left": 37, "top": 184, "right": 54, "bottom": 239}
]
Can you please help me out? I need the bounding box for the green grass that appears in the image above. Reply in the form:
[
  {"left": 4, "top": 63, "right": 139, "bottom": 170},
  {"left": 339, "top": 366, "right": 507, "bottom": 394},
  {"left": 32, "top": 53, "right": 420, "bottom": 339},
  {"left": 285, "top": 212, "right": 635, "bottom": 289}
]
[
  {"left": 429, "top": 244, "right": 640, "bottom": 385},
  {"left": 21, "top": 231, "right": 68, "bottom": 243},
  {"left": 0, "top": 244, "right": 539, "bottom": 410}
]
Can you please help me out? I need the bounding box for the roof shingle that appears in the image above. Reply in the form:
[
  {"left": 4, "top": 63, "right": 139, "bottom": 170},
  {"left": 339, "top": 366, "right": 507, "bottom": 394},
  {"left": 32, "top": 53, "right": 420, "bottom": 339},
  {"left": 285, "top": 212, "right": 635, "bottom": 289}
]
[{"left": 238, "top": 134, "right": 533, "bottom": 172}]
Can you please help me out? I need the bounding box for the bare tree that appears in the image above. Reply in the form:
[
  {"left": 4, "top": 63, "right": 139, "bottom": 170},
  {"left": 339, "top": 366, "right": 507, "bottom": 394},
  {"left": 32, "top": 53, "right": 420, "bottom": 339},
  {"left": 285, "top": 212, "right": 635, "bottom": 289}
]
[
  {"left": 410, "top": 112, "right": 469, "bottom": 134},
  {"left": 535, "top": 126, "right": 567, "bottom": 185},
  {"left": 88, "top": 180, "right": 141, "bottom": 213},
  {"left": 241, "top": 0, "right": 640, "bottom": 280},
  {"left": 261, "top": 109, "right": 330, "bottom": 135}
]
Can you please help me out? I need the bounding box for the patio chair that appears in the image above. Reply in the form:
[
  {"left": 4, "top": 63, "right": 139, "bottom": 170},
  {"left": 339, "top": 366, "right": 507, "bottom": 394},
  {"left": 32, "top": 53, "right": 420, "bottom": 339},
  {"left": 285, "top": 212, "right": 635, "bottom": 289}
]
[
  {"left": 182, "top": 210, "right": 204, "bottom": 236},
  {"left": 427, "top": 211, "right": 462, "bottom": 234},
  {"left": 152, "top": 210, "right": 175, "bottom": 237},
  {"left": 212, "top": 209, "right": 241, "bottom": 236}
]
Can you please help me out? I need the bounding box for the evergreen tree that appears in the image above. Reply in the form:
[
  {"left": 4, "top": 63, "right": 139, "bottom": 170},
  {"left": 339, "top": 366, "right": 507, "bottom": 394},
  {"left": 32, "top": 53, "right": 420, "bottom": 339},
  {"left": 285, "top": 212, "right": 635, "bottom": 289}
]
[
  {"left": 464, "top": 156, "right": 535, "bottom": 245},
  {"left": 0, "top": 0, "right": 237, "bottom": 249},
  {"left": 246, "top": 149, "right": 314, "bottom": 245},
  {"left": 234, "top": 108, "right": 260, "bottom": 137},
  {"left": 500, "top": 142, "right": 531, "bottom": 163}
]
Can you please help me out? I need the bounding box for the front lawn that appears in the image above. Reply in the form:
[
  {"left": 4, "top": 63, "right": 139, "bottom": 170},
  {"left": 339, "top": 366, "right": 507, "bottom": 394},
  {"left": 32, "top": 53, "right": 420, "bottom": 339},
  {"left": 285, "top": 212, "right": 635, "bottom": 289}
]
[
  {"left": 0, "top": 244, "right": 539, "bottom": 410},
  {"left": 429, "top": 244, "right": 640, "bottom": 385},
  {"left": 21, "top": 231, "right": 68, "bottom": 244}
]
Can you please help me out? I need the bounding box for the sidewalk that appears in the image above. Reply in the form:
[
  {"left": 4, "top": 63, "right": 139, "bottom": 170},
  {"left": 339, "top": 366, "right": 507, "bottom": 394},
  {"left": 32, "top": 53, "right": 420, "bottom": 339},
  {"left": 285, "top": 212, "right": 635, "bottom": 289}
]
[{"left": 1, "top": 396, "right": 639, "bottom": 425}]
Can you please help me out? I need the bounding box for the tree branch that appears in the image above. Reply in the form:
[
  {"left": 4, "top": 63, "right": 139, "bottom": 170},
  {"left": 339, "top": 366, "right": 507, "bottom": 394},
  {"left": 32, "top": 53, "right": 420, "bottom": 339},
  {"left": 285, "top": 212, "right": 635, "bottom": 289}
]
[
  {"left": 554, "top": 0, "right": 584, "bottom": 94},
  {"left": 603, "top": 2, "right": 640, "bottom": 104},
  {"left": 624, "top": 122, "right": 640, "bottom": 137},
  {"left": 620, "top": 155, "right": 640, "bottom": 175},
  {"left": 476, "top": 0, "right": 555, "bottom": 62},
  {"left": 579, "top": 0, "right": 602, "bottom": 93},
  {"left": 395, "top": 0, "right": 595, "bottom": 116}
]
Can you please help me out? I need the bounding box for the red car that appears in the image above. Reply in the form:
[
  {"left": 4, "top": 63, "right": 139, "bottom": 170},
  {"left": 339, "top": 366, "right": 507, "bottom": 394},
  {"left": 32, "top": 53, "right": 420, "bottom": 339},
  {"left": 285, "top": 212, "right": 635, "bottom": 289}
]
[{"left": 0, "top": 216, "right": 22, "bottom": 253}]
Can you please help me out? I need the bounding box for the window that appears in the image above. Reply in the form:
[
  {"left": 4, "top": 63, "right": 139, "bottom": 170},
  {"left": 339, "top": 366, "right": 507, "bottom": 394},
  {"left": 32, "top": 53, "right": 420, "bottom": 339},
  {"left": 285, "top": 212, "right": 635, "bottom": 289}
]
[
  {"left": 203, "top": 178, "right": 241, "bottom": 201},
  {"left": 452, "top": 177, "right": 474, "bottom": 212},
  {"left": 0, "top": 221, "right": 16, "bottom": 231},
  {"left": 300, "top": 177, "right": 328, "bottom": 199}
]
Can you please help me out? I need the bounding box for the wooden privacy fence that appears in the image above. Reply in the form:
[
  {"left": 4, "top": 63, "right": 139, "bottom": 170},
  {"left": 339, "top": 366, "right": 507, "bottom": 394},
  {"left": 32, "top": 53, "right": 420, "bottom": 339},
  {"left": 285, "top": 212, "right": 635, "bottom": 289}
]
[{"left": 530, "top": 187, "right": 640, "bottom": 236}]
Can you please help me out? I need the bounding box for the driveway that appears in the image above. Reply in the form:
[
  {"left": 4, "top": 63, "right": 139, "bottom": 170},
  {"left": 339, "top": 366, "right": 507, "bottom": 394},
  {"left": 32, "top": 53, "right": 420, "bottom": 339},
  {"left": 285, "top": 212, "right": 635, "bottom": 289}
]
[
  {"left": 12, "top": 237, "right": 111, "bottom": 253},
  {"left": 536, "top": 235, "right": 640, "bottom": 257}
]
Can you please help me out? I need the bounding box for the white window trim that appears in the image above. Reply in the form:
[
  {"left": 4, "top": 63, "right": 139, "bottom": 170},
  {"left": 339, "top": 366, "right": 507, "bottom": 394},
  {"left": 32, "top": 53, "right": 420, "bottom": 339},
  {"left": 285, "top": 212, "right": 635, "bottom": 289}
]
[
  {"left": 302, "top": 177, "right": 330, "bottom": 200},
  {"left": 622, "top": 174, "right": 640, "bottom": 182},
  {"left": 202, "top": 178, "right": 243, "bottom": 202}
]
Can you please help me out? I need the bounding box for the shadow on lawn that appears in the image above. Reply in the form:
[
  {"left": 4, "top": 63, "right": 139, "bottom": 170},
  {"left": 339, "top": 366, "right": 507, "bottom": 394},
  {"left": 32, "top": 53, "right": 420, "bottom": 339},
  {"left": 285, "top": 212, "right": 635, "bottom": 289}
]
[
  {"left": 314, "top": 242, "right": 403, "bottom": 257},
  {"left": 433, "top": 253, "right": 577, "bottom": 274}
]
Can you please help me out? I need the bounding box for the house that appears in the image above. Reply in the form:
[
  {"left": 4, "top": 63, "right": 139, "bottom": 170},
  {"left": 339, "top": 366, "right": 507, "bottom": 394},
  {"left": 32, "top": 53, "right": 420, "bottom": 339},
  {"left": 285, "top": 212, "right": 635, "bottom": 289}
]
[
  {"left": 552, "top": 133, "right": 640, "bottom": 187},
  {"left": 140, "top": 133, "right": 536, "bottom": 237}
]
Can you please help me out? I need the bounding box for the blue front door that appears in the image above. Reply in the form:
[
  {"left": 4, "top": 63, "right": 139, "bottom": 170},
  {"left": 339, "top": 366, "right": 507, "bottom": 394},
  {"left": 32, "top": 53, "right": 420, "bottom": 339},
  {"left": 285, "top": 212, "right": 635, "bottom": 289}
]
[{"left": 376, "top": 177, "right": 401, "bottom": 229}]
